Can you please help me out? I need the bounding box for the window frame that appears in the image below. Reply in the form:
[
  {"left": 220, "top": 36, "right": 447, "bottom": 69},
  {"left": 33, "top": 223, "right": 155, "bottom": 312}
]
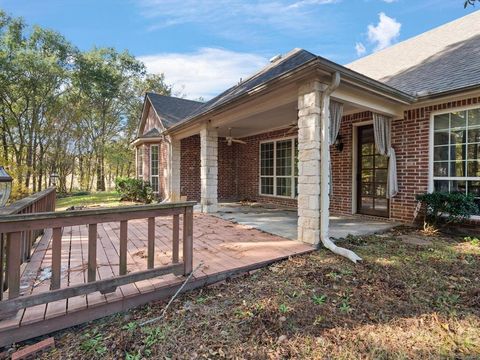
[
  {"left": 136, "top": 146, "right": 144, "bottom": 179},
  {"left": 150, "top": 144, "right": 159, "bottom": 194},
  {"left": 258, "top": 136, "right": 298, "bottom": 199},
  {"left": 429, "top": 105, "right": 480, "bottom": 203}
]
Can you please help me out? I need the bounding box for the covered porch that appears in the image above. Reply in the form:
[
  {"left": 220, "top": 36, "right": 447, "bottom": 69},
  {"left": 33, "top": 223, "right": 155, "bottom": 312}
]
[
  {"left": 214, "top": 202, "right": 399, "bottom": 241},
  {"left": 168, "top": 66, "right": 410, "bottom": 252}
]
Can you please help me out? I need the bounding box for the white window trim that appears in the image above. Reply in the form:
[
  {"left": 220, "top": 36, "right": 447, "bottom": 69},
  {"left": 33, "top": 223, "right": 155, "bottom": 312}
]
[
  {"left": 150, "top": 144, "right": 159, "bottom": 194},
  {"left": 429, "top": 105, "right": 480, "bottom": 219},
  {"left": 258, "top": 136, "right": 298, "bottom": 199},
  {"left": 136, "top": 146, "right": 144, "bottom": 179}
]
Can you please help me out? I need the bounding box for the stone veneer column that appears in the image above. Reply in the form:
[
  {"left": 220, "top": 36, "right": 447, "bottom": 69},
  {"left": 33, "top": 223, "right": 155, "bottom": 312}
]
[
  {"left": 297, "top": 80, "right": 323, "bottom": 245},
  {"left": 170, "top": 138, "right": 181, "bottom": 200},
  {"left": 200, "top": 125, "right": 218, "bottom": 213}
]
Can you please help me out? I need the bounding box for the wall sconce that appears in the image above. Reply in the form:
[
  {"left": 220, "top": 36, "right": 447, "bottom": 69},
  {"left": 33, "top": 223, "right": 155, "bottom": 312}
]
[
  {"left": 334, "top": 135, "right": 344, "bottom": 152},
  {"left": 0, "top": 166, "right": 13, "bottom": 207}
]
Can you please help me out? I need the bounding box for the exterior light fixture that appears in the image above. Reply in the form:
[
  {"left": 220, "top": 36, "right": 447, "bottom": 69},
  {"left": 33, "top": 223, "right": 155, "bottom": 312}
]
[
  {"left": 0, "top": 166, "right": 13, "bottom": 207},
  {"left": 50, "top": 172, "right": 59, "bottom": 187},
  {"left": 334, "top": 135, "right": 344, "bottom": 152}
]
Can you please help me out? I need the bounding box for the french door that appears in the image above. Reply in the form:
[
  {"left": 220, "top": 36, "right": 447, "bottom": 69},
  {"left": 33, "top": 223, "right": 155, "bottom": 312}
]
[{"left": 357, "top": 125, "right": 389, "bottom": 217}]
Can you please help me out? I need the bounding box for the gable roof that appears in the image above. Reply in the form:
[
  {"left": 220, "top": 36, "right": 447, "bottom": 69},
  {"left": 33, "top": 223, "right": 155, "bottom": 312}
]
[
  {"left": 146, "top": 92, "right": 203, "bottom": 129},
  {"left": 346, "top": 11, "right": 480, "bottom": 96},
  {"left": 185, "top": 48, "right": 317, "bottom": 119}
]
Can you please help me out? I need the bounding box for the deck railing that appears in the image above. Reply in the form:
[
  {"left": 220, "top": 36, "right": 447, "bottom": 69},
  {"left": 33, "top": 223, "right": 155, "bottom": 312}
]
[
  {"left": 0, "top": 187, "right": 56, "bottom": 300},
  {"left": 0, "top": 202, "right": 194, "bottom": 318}
]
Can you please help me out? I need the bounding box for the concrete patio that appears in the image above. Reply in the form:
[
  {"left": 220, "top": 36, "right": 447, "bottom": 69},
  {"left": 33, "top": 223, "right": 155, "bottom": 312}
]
[{"left": 212, "top": 203, "right": 399, "bottom": 241}]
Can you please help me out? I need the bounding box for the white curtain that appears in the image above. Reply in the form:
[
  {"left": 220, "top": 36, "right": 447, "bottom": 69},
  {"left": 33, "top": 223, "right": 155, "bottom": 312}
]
[
  {"left": 329, "top": 101, "right": 343, "bottom": 195},
  {"left": 373, "top": 113, "right": 398, "bottom": 198}
]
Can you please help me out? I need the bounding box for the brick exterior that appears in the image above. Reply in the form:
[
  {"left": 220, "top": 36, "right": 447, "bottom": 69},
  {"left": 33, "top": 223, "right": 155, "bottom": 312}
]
[
  {"left": 180, "top": 135, "right": 201, "bottom": 201},
  {"left": 330, "top": 111, "right": 372, "bottom": 215},
  {"left": 141, "top": 95, "right": 480, "bottom": 223}
]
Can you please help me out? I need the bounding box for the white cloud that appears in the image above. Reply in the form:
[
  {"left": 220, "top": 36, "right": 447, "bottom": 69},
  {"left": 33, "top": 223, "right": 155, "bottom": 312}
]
[
  {"left": 136, "top": 0, "right": 340, "bottom": 36},
  {"left": 355, "top": 42, "right": 366, "bottom": 56},
  {"left": 382, "top": 0, "right": 397, "bottom": 3},
  {"left": 367, "top": 12, "right": 401, "bottom": 52},
  {"left": 139, "top": 48, "right": 268, "bottom": 100}
]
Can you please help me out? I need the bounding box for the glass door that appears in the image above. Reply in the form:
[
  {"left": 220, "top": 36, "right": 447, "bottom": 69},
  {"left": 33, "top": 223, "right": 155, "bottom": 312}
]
[{"left": 357, "top": 125, "right": 389, "bottom": 217}]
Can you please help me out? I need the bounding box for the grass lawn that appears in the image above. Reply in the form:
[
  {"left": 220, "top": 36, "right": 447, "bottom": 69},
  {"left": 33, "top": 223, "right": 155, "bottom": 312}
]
[
  {"left": 56, "top": 191, "right": 137, "bottom": 211},
  {"left": 33, "top": 227, "right": 479, "bottom": 359}
]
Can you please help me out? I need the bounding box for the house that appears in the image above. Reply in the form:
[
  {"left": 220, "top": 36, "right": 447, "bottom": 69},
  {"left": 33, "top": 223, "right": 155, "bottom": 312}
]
[{"left": 133, "top": 11, "right": 480, "bottom": 251}]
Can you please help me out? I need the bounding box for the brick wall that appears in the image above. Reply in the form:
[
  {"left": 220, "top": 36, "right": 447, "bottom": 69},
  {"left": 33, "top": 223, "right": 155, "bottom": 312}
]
[
  {"left": 235, "top": 129, "right": 298, "bottom": 208},
  {"left": 330, "top": 111, "right": 372, "bottom": 215},
  {"left": 175, "top": 95, "right": 480, "bottom": 222},
  {"left": 180, "top": 135, "right": 201, "bottom": 201},
  {"left": 390, "top": 96, "right": 480, "bottom": 222}
]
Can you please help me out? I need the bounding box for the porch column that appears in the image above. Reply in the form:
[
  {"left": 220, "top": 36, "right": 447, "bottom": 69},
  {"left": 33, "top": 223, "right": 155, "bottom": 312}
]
[
  {"left": 200, "top": 125, "right": 218, "bottom": 213},
  {"left": 297, "top": 80, "right": 323, "bottom": 245},
  {"left": 170, "top": 138, "right": 181, "bottom": 200}
]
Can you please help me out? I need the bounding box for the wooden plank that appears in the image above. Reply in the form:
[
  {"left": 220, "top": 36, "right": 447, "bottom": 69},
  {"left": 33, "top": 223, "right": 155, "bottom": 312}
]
[
  {"left": 119, "top": 221, "right": 128, "bottom": 276},
  {"left": 0, "top": 245, "right": 314, "bottom": 348},
  {"left": 66, "top": 225, "right": 88, "bottom": 314},
  {"left": 147, "top": 217, "right": 155, "bottom": 269},
  {"left": 50, "top": 228, "right": 62, "bottom": 290},
  {"left": 20, "top": 229, "right": 53, "bottom": 326},
  {"left": 0, "top": 204, "right": 194, "bottom": 233},
  {"left": 7, "top": 232, "right": 22, "bottom": 299},
  {"left": 88, "top": 224, "right": 97, "bottom": 283},
  {"left": 102, "top": 222, "right": 139, "bottom": 298},
  {"left": 0, "top": 263, "right": 184, "bottom": 316},
  {"left": 183, "top": 207, "right": 193, "bottom": 275},
  {"left": 172, "top": 214, "right": 179, "bottom": 263}
]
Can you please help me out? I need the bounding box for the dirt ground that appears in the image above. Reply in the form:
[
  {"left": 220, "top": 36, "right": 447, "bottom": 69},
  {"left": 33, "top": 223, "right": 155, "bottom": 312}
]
[{"left": 7, "top": 226, "right": 480, "bottom": 359}]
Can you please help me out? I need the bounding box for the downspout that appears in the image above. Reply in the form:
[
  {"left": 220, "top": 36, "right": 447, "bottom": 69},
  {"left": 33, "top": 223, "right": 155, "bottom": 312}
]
[{"left": 320, "top": 72, "right": 362, "bottom": 263}]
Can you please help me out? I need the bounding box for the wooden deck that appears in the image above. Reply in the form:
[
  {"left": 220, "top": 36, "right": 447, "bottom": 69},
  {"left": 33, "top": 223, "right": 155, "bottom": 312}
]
[{"left": 0, "top": 213, "right": 313, "bottom": 346}]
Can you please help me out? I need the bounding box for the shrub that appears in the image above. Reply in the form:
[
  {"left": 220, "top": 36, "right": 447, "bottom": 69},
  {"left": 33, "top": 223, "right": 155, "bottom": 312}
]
[
  {"left": 114, "top": 177, "right": 154, "bottom": 204},
  {"left": 416, "top": 191, "right": 479, "bottom": 226}
]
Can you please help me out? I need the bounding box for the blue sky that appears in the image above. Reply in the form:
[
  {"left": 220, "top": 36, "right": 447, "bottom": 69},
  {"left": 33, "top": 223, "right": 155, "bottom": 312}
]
[{"left": 0, "top": 0, "right": 477, "bottom": 99}]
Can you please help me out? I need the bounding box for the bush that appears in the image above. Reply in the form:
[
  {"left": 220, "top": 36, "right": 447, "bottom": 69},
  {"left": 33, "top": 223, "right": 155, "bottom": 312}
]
[
  {"left": 416, "top": 191, "right": 479, "bottom": 226},
  {"left": 114, "top": 177, "right": 154, "bottom": 204}
]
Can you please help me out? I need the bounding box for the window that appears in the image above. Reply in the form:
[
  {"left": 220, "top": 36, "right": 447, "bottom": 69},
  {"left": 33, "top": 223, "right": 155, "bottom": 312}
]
[
  {"left": 432, "top": 109, "right": 480, "bottom": 204},
  {"left": 136, "top": 146, "right": 144, "bottom": 179},
  {"left": 150, "top": 145, "right": 159, "bottom": 193},
  {"left": 260, "top": 138, "right": 298, "bottom": 198}
]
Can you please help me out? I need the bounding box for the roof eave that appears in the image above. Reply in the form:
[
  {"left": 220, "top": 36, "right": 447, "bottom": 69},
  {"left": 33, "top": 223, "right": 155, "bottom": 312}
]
[{"left": 165, "top": 57, "right": 416, "bottom": 136}]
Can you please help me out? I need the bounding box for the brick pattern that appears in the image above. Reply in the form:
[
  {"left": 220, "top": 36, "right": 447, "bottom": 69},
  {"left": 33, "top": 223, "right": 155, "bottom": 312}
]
[
  {"left": 147, "top": 95, "right": 480, "bottom": 224},
  {"left": 180, "top": 135, "right": 201, "bottom": 201},
  {"left": 330, "top": 111, "right": 372, "bottom": 215},
  {"left": 235, "top": 129, "right": 298, "bottom": 208}
]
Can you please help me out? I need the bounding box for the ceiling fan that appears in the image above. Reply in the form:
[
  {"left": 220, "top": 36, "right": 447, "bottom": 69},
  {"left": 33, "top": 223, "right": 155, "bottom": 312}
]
[{"left": 225, "top": 128, "right": 247, "bottom": 146}]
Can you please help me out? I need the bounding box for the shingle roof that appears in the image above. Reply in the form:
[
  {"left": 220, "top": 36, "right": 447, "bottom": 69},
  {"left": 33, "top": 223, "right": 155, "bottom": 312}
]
[
  {"left": 347, "top": 11, "right": 480, "bottom": 96},
  {"left": 184, "top": 49, "right": 317, "bottom": 120},
  {"left": 146, "top": 93, "right": 204, "bottom": 128}
]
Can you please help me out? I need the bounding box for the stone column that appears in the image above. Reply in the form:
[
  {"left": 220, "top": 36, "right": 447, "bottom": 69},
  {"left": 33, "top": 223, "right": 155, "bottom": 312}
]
[
  {"left": 170, "top": 138, "right": 181, "bottom": 200},
  {"left": 200, "top": 125, "right": 218, "bottom": 213},
  {"left": 297, "top": 80, "right": 323, "bottom": 245}
]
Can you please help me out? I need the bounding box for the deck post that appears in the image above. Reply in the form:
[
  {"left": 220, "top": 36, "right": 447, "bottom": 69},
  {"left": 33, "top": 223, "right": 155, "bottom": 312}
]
[
  {"left": 200, "top": 124, "right": 218, "bottom": 213},
  {"left": 51, "top": 227, "right": 62, "bottom": 290},
  {"left": 182, "top": 206, "right": 193, "bottom": 275},
  {"left": 172, "top": 214, "right": 180, "bottom": 263},
  {"left": 147, "top": 217, "right": 155, "bottom": 269},
  {"left": 119, "top": 220, "right": 128, "bottom": 276},
  {"left": 6, "top": 232, "right": 21, "bottom": 299},
  {"left": 88, "top": 224, "right": 97, "bottom": 282}
]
